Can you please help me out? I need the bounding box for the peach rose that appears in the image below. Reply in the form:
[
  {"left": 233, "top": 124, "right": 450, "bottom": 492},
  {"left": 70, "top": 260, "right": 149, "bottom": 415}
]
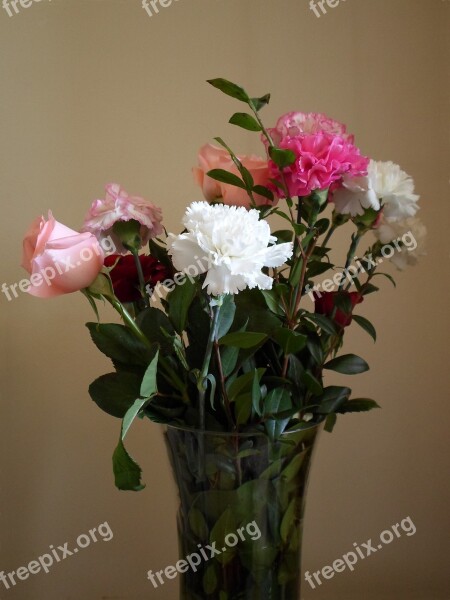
[
  {"left": 22, "top": 212, "right": 104, "bottom": 298},
  {"left": 193, "top": 144, "right": 274, "bottom": 208}
]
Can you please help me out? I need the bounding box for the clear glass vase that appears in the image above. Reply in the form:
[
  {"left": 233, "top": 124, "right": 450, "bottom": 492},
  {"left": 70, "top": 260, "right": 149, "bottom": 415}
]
[{"left": 164, "top": 423, "right": 322, "bottom": 600}]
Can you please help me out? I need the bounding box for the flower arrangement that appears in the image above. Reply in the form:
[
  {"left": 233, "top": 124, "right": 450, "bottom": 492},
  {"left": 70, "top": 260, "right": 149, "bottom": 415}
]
[
  {"left": 22, "top": 78, "right": 426, "bottom": 491},
  {"left": 22, "top": 78, "right": 427, "bottom": 598}
]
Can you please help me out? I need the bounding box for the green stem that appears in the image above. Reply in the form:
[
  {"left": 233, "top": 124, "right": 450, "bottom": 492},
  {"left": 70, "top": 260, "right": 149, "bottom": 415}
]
[
  {"left": 339, "top": 233, "right": 362, "bottom": 291},
  {"left": 106, "top": 296, "right": 151, "bottom": 348},
  {"left": 198, "top": 298, "right": 223, "bottom": 431},
  {"left": 130, "top": 249, "right": 149, "bottom": 308}
]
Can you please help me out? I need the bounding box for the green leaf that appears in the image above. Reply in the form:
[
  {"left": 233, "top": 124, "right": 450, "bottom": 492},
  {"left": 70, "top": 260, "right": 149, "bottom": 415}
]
[
  {"left": 280, "top": 498, "right": 296, "bottom": 543},
  {"left": 167, "top": 276, "right": 197, "bottom": 333},
  {"left": 252, "top": 185, "right": 274, "bottom": 201},
  {"left": 188, "top": 507, "right": 209, "bottom": 539},
  {"left": 362, "top": 283, "right": 379, "bottom": 295},
  {"left": 306, "top": 337, "right": 324, "bottom": 365},
  {"left": 89, "top": 372, "right": 142, "bottom": 418},
  {"left": 235, "top": 393, "right": 252, "bottom": 425},
  {"left": 287, "top": 355, "right": 305, "bottom": 390},
  {"left": 229, "top": 112, "right": 262, "bottom": 131},
  {"left": 333, "top": 292, "right": 353, "bottom": 314},
  {"left": 227, "top": 368, "right": 265, "bottom": 402},
  {"left": 207, "top": 78, "right": 249, "bottom": 102},
  {"left": 337, "top": 398, "right": 380, "bottom": 413},
  {"left": 221, "top": 346, "right": 240, "bottom": 378},
  {"left": 252, "top": 370, "right": 262, "bottom": 416},
  {"left": 261, "top": 289, "right": 285, "bottom": 317},
  {"left": 324, "top": 354, "right": 369, "bottom": 375},
  {"left": 273, "top": 329, "right": 307, "bottom": 355},
  {"left": 219, "top": 331, "right": 267, "bottom": 349},
  {"left": 250, "top": 93, "right": 271, "bottom": 111},
  {"left": 268, "top": 147, "right": 296, "bottom": 168},
  {"left": 315, "top": 218, "right": 330, "bottom": 234},
  {"left": 289, "top": 257, "right": 304, "bottom": 287},
  {"left": 264, "top": 388, "right": 292, "bottom": 439},
  {"left": 352, "top": 314, "right": 377, "bottom": 342},
  {"left": 86, "top": 322, "right": 151, "bottom": 367},
  {"left": 203, "top": 564, "right": 218, "bottom": 595},
  {"left": 207, "top": 168, "right": 246, "bottom": 190},
  {"left": 112, "top": 438, "right": 145, "bottom": 491},
  {"left": 301, "top": 371, "right": 323, "bottom": 395},
  {"left": 304, "top": 313, "right": 338, "bottom": 335},
  {"left": 324, "top": 413, "right": 337, "bottom": 433},
  {"left": 317, "top": 386, "right": 351, "bottom": 414},
  {"left": 216, "top": 295, "right": 236, "bottom": 339},
  {"left": 136, "top": 308, "right": 175, "bottom": 354},
  {"left": 306, "top": 260, "right": 334, "bottom": 278},
  {"left": 210, "top": 507, "right": 237, "bottom": 565},
  {"left": 140, "top": 351, "right": 159, "bottom": 398},
  {"left": 273, "top": 230, "right": 293, "bottom": 243},
  {"left": 281, "top": 450, "right": 308, "bottom": 483}
]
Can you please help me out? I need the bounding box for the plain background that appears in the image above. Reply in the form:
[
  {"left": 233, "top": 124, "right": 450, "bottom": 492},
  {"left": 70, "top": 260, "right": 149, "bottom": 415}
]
[{"left": 0, "top": 0, "right": 449, "bottom": 598}]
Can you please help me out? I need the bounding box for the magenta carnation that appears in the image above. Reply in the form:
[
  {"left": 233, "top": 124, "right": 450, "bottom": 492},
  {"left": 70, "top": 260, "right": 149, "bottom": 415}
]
[
  {"left": 269, "top": 133, "right": 369, "bottom": 198},
  {"left": 268, "top": 112, "right": 354, "bottom": 146}
]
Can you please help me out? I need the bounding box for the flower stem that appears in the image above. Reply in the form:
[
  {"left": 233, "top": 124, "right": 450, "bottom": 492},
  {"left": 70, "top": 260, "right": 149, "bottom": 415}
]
[
  {"left": 339, "top": 233, "right": 362, "bottom": 290},
  {"left": 198, "top": 298, "right": 223, "bottom": 431},
  {"left": 131, "top": 249, "right": 149, "bottom": 308},
  {"left": 106, "top": 296, "right": 151, "bottom": 348}
]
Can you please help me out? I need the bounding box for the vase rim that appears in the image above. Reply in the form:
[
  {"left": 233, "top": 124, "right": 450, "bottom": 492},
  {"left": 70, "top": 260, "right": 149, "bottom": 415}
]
[{"left": 164, "top": 420, "right": 323, "bottom": 437}]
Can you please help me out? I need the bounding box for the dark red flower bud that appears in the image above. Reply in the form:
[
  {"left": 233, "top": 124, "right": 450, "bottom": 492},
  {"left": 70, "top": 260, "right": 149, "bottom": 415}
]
[
  {"left": 314, "top": 291, "right": 363, "bottom": 328},
  {"left": 104, "top": 254, "right": 171, "bottom": 303}
]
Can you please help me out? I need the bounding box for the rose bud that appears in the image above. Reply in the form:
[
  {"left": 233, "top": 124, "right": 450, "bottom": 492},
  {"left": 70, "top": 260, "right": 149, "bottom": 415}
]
[
  {"left": 314, "top": 291, "right": 363, "bottom": 328},
  {"left": 22, "top": 212, "right": 104, "bottom": 298},
  {"left": 104, "top": 254, "right": 170, "bottom": 303}
]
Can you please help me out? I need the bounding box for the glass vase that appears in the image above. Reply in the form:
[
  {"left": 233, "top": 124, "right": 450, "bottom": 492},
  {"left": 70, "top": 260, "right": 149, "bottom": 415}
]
[{"left": 164, "top": 422, "right": 322, "bottom": 600}]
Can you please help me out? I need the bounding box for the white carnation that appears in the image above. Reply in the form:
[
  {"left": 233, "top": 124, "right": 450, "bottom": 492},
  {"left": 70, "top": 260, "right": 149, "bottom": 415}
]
[
  {"left": 168, "top": 202, "right": 293, "bottom": 296},
  {"left": 333, "top": 175, "right": 380, "bottom": 217},
  {"left": 375, "top": 216, "right": 427, "bottom": 270},
  {"left": 369, "top": 160, "right": 420, "bottom": 221},
  {"left": 333, "top": 160, "right": 420, "bottom": 222}
]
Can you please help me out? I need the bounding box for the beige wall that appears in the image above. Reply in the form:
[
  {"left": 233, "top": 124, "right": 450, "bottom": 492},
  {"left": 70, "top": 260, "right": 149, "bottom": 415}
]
[{"left": 1, "top": 0, "right": 449, "bottom": 598}]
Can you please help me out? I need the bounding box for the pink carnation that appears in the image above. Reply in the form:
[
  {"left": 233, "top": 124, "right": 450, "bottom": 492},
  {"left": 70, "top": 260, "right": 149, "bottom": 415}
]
[
  {"left": 269, "top": 133, "right": 369, "bottom": 198},
  {"left": 268, "top": 112, "right": 354, "bottom": 145},
  {"left": 82, "top": 183, "right": 163, "bottom": 254}
]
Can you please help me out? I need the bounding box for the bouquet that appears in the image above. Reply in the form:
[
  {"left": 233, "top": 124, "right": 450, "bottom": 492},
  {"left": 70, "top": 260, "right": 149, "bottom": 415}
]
[{"left": 22, "top": 78, "right": 426, "bottom": 598}]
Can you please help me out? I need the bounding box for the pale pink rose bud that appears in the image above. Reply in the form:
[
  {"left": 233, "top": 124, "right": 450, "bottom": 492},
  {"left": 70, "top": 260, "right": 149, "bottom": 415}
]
[{"left": 22, "top": 212, "right": 104, "bottom": 298}]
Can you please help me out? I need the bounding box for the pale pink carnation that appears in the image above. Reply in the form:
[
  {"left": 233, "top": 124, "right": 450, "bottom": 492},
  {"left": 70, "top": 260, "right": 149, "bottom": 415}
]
[
  {"left": 269, "top": 133, "right": 369, "bottom": 198},
  {"left": 268, "top": 112, "right": 354, "bottom": 146},
  {"left": 82, "top": 183, "right": 163, "bottom": 254}
]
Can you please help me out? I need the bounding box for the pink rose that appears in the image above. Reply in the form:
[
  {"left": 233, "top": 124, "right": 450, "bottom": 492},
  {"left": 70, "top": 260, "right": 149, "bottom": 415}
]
[
  {"left": 193, "top": 144, "right": 275, "bottom": 208},
  {"left": 22, "top": 212, "right": 104, "bottom": 298},
  {"left": 269, "top": 133, "right": 369, "bottom": 198},
  {"left": 82, "top": 183, "right": 164, "bottom": 254}
]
